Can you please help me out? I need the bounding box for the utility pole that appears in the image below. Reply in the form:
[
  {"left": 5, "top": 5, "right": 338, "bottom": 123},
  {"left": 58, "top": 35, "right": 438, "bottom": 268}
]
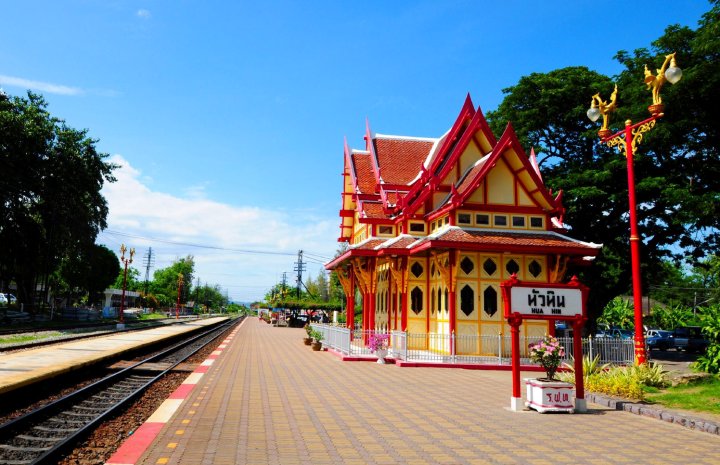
[
  {"left": 294, "top": 250, "right": 306, "bottom": 298},
  {"left": 142, "top": 247, "right": 155, "bottom": 297}
]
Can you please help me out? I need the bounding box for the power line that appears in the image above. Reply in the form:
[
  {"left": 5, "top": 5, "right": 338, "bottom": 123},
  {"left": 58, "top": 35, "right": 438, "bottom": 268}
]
[{"left": 101, "top": 230, "right": 310, "bottom": 257}]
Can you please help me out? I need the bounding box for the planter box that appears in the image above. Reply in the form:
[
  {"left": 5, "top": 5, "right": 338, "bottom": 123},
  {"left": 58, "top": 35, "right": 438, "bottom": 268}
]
[
  {"left": 525, "top": 378, "right": 575, "bottom": 413},
  {"left": 375, "top": 348, "right": 388, "bottom": 364}
]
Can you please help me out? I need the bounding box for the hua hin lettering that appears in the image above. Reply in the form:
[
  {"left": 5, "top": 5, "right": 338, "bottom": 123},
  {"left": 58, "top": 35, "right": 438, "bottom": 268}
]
[{"left": 528, "top": 289, "right": 565, "bottom": 315}]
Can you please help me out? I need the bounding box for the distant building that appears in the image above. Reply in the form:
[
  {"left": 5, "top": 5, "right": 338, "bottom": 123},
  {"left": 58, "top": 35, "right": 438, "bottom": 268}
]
[{"left": 325, "top": 96, "right": 602, "bottom": 352}]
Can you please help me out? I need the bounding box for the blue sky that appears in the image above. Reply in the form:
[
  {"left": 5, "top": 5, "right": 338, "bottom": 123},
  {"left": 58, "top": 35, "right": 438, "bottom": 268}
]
[{"left": 0, "top": 1, "right": 710, "bottom": 302}]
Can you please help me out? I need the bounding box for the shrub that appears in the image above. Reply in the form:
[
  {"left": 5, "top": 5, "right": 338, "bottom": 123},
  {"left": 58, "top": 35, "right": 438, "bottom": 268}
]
[
  {"left": 310, "top": 329, "right": 323, "bottom": 342},
  {"left": 694, "top": 304, "right": 720, "bottom": 374},
  {"left": 559, "top": 357, "right": 668, "bottom": 401}
]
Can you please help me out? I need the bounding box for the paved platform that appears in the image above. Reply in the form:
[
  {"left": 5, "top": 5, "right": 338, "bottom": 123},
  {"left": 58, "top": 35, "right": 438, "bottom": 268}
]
[
  {"left": 0, "top": 317, "right": 228, "bottom": 395},
  {"left": 108, "top": 318, "right": 719, "bottom": 465}
]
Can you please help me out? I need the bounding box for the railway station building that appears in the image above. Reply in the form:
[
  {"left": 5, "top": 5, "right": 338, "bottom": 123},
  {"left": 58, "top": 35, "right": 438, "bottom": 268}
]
[{"left": 325, "top": 95, "right": 602, "bottom": 354}]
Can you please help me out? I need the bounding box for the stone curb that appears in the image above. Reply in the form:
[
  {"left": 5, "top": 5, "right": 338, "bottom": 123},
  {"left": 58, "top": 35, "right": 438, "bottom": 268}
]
[{"left": 586, "top": 392, "right": 720, "bottom": 435}]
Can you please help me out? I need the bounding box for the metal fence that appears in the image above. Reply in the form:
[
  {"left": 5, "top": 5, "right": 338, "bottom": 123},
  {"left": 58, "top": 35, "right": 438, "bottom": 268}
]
[{"left": 311, "top": 324, "right": 635, "bottom": 366}]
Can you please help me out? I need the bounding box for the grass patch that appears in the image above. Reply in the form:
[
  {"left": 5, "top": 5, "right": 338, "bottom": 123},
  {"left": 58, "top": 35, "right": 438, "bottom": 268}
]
[
  {"left": 137, "top": 312, "right": 167, "bottom": 320},
  {"left": 0, "top": 332, "right": 63, "bottom": 344},
  {"left": 646, "top": 376, "right": 720, "bottom": 416}
]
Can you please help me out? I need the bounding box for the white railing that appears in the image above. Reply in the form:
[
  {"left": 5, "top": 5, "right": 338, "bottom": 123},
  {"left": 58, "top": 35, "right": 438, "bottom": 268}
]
[{"left": 310, "top": 324, "right": 635, "bottom": 366}]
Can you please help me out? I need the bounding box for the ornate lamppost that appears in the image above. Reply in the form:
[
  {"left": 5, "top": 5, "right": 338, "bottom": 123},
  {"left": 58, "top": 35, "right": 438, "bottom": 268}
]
[
  {"left": 118, "top": 244, "right": 135, "bottom": 329},
  {"left": 587, "top": 53, "right": 682, "bottom": 365}
]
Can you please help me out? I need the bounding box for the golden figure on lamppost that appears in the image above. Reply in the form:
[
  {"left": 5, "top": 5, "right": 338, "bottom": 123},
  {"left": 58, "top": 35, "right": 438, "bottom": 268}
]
[
  {"left": 644, "top": 52, "right": 682, "bottom": 114},
  {"left": 586, "top": 53, "right": 682, "bottom": 365},
  {"left": 588, "top": 84, "right": 618, "bottom": 138}
]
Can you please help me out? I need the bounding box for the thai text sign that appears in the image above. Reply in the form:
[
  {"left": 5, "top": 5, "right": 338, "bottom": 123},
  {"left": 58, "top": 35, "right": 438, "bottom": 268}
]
[{"left": 509, "top": 287, "right": 583, "bottom": 317}]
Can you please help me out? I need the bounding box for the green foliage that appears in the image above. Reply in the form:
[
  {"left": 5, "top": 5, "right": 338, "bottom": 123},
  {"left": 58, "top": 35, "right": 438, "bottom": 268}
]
[
  {"left": 644, "top": 304, "right": 697, "bottom": 330},
  {"left": 486, "top": 2, "right": 720, "bottom": 321},
  {"left": 585, "top": 369, "right": 646, "bottom": 400},
  {"left": 693, "top": 304, "right": 720, "bottom": 373},
  {"left": 597, "top": 298, "right": 635, "bottom": 329},
  {"left": 0, "top": 91, "right": 116, "bottom": 309},
  {"left": 559, "top": 354, "right": 611, "bottom": 383},
  {"left": 560, "top": 357, "right": 669, "bottom": 400},
  {"left": 309, "top": 329, "right": 323, "bottom": 342}
]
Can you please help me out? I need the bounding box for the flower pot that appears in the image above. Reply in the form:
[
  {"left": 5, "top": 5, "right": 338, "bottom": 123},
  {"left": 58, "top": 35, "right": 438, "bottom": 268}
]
[
  {"left": 375, "top": 348, "right": 388, "bottom": 364},
  {"left": 525, "top": 378, "right": 575, "bottom": 413},
  {"left": 311, "top": 341, "right": 322, "bottom": 351},
  {"left": 303, "top": 337, "right": 313, "bottom": 346}
]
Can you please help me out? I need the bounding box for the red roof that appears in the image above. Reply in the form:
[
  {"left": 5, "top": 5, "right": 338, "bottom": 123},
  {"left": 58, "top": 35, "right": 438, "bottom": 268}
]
[
  {"left": 374, "top": 138, "right": 434, "bottom": 185},
  {"left": 351, "top": 152, "right": 376, "bottom": 194},
  {"left": 361, "top": 202, "right": 386, "bottom": 219},
  {"left": 412, "top": 228, "right": 600, "bottom": 254}
]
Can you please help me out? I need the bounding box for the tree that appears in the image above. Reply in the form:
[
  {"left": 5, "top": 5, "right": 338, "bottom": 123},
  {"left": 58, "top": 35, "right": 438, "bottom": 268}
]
[
  {"left": 54, "top": 244, "right": 120, "bottom": 305},
  {"left": 150, "top": 256, "right": 195, "bottom": 306},
  {"left": 0, "top": 91, "right": 116, "bottom": 310},
  {"left": 486, "top": 2, "right": 720, "bottom": 320}
]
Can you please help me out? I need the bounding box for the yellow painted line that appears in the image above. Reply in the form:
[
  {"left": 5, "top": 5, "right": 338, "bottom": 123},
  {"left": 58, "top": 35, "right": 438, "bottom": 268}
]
[
  {"left": 181, "top": 419, "right": 190, "bottom": 424},
  {"left": 175, "top": 430, "right": 184, "bottom": 435},
  {"left": 156, "top": 458, "right": 168, "bottom": 464},
  {"left": 182, "top": 372, "right": 203, "bottom": 385},
  {"left": 167, "top": 443, "right": 177, "bottom": 449},
  {"left": 146, "top": 399, "right": 184, "bottom": 423}
]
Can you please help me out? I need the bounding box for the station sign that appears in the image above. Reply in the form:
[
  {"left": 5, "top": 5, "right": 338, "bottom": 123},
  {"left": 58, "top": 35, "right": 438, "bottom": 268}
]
[
  {"left": 501, "top": 275, "right": 588, "bottom": 321},
  {"left": 509, "top": 286, "right": 583, "bottom": 318}
]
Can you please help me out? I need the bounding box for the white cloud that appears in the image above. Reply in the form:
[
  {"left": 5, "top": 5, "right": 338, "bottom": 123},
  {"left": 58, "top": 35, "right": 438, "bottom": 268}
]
[
  {"left": 98, "top": 155, "right": 338, "bottom": 302},
  {"left": 137, "top": 9, "right": 151, "bottom": 19},
  {"left": 0, "top": 75, "right": 82, "bottom": 96}
]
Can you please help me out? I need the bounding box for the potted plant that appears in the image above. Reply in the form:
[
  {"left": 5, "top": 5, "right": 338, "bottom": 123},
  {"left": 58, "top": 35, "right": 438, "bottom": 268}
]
[
  {"left": 525, "top": 336, "right": 575, "bottom": 413},
  {"left": 310, "top": 329, "right": 323, "bottom": 351},
  {"left": 368, "top": 333, "right": 390, "bottom": 364},
  {"left": 303, "top": 324, "right": 313, "bottom": 345}
]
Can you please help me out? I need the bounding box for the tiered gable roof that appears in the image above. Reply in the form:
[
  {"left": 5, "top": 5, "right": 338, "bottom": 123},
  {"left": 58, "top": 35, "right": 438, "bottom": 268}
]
[{"left": 329, "top": 95, "right": 601, "bottom": 268}]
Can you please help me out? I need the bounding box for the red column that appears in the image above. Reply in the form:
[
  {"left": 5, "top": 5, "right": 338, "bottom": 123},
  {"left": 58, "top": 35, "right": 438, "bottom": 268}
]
[
  {"left": 624, "top": 123, "right": 646, "bottom": 365},
  {"left": 401, "top": 290, "right": 408, "bottom": 331},
  {"left": 347, "top": 271, "right": 355, "bottom": 330}
]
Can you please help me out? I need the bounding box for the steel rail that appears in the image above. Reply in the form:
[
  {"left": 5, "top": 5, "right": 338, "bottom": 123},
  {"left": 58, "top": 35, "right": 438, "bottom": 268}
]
[{"left": 0, "top": 316, "right": 242, "bottom": 465}]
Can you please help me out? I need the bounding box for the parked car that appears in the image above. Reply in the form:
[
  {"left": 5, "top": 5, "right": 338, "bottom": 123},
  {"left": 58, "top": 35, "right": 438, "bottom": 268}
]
[
  {"left": 645, "top": 329, "right": 673, "bottom": 351},
  {"left": 0, "top": 293, "right": 7, "bottom": 305},
  {"left": 672, "top": 326, "right": 710, "bottom": 353},
  {"left": 5, "top": 294, "right": 17, "bottom": 304},
  {"left": 597, "top": 328, "right": 634, "bottom": 339}
]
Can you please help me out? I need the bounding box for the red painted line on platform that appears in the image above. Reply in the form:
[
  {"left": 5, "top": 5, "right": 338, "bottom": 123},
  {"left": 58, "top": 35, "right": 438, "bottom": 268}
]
[
  {"left": 168, "top": 383, "right": 195, "bottom": 399},
  {"left": 105, "top": 318, "right": 247, "bottom": 465},
  {"left": 106, "top": 422, "right": 165, "bottom": 464}
]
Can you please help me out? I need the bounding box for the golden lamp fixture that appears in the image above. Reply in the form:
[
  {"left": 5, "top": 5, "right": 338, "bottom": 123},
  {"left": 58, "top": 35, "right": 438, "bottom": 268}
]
[{"left": 587, "top": 52, "right": 682, "bottom": 138}]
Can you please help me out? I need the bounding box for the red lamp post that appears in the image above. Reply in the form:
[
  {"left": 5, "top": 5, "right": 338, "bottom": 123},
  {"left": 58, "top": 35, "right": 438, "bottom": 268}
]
[
  {"left": 118, "top": 244, "right": 135, "bottom": 328},
  {"left": 176, "top": 273, "right": 184, "bottom": 320},
  {"left": 587, "top": 53, "right": 682, "bottom": 365}
]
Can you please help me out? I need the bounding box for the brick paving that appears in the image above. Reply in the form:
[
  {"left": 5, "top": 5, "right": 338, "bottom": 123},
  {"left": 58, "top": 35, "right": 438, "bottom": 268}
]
[{"left": 136, "top": 318, "right": 720, "bottom": 465}]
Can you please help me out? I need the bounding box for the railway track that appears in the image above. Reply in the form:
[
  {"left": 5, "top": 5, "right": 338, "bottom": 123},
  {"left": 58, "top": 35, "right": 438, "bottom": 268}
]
[{"left": 0, "top": 317, "right": 242, "bottom": 465}]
